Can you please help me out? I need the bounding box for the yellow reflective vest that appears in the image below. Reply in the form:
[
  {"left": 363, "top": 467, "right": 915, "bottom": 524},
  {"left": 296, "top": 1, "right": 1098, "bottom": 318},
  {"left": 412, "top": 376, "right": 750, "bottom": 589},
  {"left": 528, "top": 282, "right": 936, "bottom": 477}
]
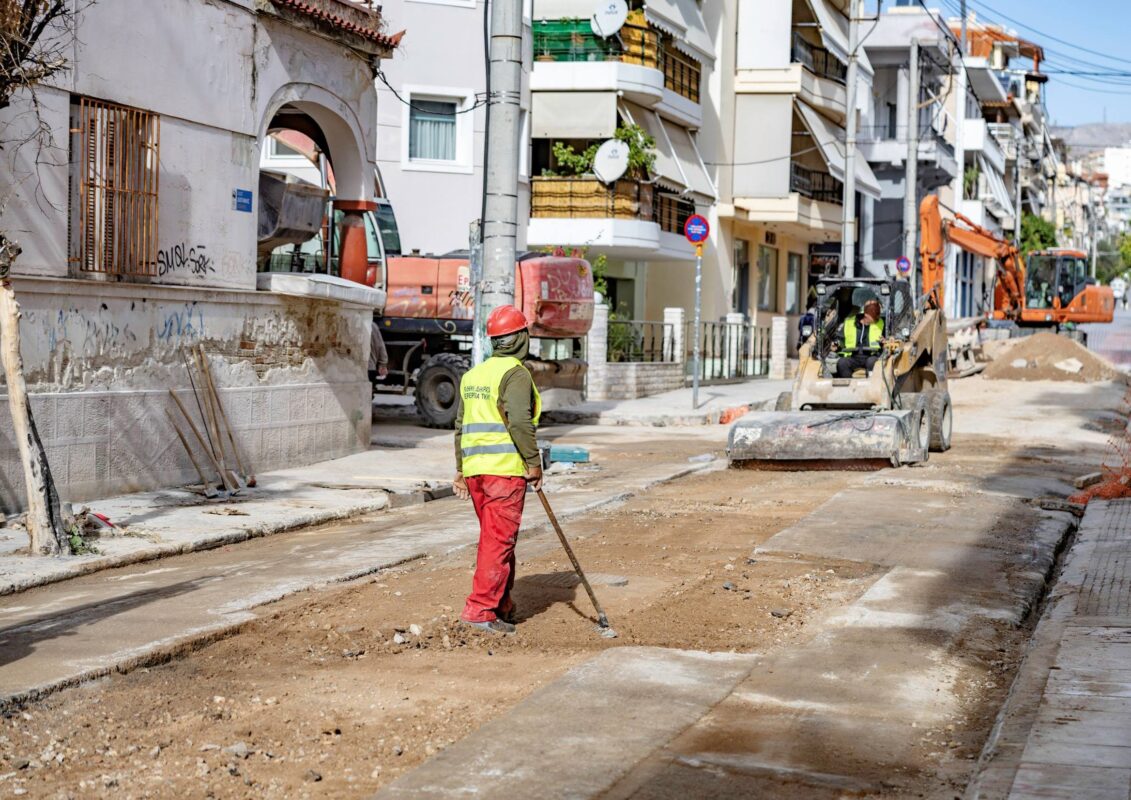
[
  {"left": 459, "top": 355, "right": 542, "bottom": 478},
  {"left": 841, "top": 315, "right": 884, "bottom": 356}
]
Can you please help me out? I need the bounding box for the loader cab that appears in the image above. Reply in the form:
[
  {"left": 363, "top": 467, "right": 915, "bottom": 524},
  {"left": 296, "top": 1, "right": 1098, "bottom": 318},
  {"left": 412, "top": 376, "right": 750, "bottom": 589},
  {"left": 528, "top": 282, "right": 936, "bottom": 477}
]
[{"left": 809, "top": 278, "right": 914, "bottom": 375}]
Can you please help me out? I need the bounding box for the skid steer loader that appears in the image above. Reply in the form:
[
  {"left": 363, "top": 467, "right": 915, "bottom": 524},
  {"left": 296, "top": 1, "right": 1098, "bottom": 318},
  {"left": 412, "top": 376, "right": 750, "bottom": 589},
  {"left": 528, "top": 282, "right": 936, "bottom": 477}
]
[{"left": 728, "top": 276, "right": 952, "bottom": 468}]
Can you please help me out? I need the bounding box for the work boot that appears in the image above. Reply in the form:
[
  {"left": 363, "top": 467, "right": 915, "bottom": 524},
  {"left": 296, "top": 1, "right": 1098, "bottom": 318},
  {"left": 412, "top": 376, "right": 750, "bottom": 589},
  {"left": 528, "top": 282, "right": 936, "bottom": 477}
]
[{"left": 460, "top": 618, "right": 516, "bottom": 635}]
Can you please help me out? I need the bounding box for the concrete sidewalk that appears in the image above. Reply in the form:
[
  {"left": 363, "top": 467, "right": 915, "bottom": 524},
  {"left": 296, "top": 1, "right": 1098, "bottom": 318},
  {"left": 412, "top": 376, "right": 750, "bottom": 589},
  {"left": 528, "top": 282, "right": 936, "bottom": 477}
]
[
  {"left": 971, "top": 498, "right": 1131, "bottom": 800},
  {"left": 541, "top": 378, "right": 791, "bottom": 426},
  {"left": 0, "top": 425, "right": 457, "bottom": 595}
]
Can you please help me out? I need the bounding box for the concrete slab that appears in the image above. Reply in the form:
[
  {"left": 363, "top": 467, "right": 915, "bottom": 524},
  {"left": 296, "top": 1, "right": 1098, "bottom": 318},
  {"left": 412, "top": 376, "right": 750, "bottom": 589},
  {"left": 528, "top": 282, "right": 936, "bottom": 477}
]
[{"left": 373, "top": 647, "right": 756, "bottom": 799}]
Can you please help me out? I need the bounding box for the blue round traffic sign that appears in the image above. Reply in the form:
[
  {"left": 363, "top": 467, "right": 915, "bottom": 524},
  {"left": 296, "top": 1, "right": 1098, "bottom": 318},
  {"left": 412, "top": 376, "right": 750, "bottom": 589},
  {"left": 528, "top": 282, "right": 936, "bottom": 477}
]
[
  {"left": 896, "top": 256, "right": 911, "bottom": 274},
  {"left": 684, "top": 214, "right": 710, "bottom": 244}
]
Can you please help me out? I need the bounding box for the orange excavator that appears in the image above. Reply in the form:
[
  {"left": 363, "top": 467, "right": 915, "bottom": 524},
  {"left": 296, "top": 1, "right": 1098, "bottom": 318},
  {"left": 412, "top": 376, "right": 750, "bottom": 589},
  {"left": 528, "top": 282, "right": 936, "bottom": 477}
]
[{"left": 919, "top": 195, "right": 1114, "bottom": 333}]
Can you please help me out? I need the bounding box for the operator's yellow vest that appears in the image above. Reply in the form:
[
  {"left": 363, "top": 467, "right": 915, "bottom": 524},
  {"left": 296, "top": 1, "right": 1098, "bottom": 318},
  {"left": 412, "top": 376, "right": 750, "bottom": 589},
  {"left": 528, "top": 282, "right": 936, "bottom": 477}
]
[
  {"left": 841, "top": 316, "right": 884, "bottom": 355},
  {"left": 459, "top": 356, "right": 542, "bottom": 477}
]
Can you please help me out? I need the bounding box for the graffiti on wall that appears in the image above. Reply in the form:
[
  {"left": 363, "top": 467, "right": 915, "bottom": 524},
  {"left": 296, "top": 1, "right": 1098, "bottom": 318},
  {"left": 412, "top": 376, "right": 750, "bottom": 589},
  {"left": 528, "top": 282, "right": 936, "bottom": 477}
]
[{"left": 157, "top": 243, "right": 215, "bottom": 278}]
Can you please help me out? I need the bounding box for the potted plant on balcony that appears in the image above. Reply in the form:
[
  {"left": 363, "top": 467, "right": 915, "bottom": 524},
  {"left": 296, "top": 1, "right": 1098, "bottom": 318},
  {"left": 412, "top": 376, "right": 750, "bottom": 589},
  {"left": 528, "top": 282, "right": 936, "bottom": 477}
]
[{"left": 546, "top": 125, "right": 657, "bottom": 218}]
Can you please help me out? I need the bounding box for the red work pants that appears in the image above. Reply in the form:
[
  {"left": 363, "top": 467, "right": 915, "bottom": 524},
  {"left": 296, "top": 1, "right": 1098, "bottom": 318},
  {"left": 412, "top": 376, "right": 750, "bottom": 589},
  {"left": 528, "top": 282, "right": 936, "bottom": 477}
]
[{"left": 461, "top": 475, "right": 527, "bottom": 623}]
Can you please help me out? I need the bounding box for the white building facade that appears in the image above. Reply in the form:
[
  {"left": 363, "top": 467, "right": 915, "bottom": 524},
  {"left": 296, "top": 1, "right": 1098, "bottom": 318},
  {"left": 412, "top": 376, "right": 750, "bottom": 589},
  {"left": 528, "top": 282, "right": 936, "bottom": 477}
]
[{"left": 0, "top": 0, "right": 395, "bottom": 510}]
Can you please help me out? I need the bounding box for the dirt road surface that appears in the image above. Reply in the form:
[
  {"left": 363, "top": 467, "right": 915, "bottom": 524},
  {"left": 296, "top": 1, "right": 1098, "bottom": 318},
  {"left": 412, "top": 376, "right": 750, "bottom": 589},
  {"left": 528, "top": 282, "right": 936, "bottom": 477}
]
[{"left": 0, "top": 377, "right": 1124, "bottom": 799}]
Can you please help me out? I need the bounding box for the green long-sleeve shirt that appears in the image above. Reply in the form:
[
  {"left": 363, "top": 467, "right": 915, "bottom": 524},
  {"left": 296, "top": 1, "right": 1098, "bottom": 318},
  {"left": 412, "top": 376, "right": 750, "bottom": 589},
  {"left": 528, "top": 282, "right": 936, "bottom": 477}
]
[{"left": 453, "top": 360, "right": 540, "bottom": 473}]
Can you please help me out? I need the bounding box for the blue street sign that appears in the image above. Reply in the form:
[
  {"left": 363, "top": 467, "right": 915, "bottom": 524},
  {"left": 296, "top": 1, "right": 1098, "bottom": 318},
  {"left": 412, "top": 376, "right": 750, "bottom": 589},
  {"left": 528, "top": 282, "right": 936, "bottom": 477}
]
[
  {"left": 684, "top": 214, "right": 710, "bottom": 244},
  {"left": 232, "top": 189, "right": 253, "bottom": 213},
  {"left": 896, "top": 256, "right": 911, "bottom": 274}
]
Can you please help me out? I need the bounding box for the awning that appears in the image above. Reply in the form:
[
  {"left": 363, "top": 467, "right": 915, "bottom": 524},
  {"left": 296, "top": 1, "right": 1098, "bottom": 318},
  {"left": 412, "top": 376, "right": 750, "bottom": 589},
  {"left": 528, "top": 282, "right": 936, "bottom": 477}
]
[
  {"left": 643, "top": 0, "right": 715, "bottom": 64},
  {"left": 795, "top": 100, "right": 881, "bottom": 200},
  {"left": 963, "top": 57, "right": 1009, "bottom": 105},
  {"left": 663, "top": 120, "right": 716, "bottom": 200},
  {"left": 804, "top": 0, "right": 850, "bottom": 66},
  {"left": 532, "top": 92, "right": 617, "bottom": 139},
  {"left": 620, "top": 101, "right": 686, "bottom": 192},
  {"left": 531, "top": 0, "right": 590, "bottom": 19}
]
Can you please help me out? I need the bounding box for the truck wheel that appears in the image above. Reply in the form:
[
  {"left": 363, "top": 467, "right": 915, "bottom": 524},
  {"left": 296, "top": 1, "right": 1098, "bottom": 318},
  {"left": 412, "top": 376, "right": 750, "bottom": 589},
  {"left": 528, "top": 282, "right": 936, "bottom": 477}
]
[
  {"left": 928, "top": 389, "right": 953, "bottom": 452},
  {"left": 414, "top": 353, "right": 469, "bottom": 429}
]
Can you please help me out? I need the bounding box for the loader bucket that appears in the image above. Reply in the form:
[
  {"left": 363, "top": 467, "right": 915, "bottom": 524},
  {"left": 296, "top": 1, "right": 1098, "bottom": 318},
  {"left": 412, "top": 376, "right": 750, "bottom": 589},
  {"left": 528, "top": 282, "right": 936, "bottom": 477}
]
[{"left": 727, "top": 410, "right": 928, "bottom": 469}]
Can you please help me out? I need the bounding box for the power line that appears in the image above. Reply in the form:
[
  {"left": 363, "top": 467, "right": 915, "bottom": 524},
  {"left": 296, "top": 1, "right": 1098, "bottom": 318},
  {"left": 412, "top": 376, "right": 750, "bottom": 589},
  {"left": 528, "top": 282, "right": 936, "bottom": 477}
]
[
  {"left": 375, "top": 68, "right": 488, "bottom": 115},
  {"left": 964, "top": 0, "right": 1131, "bottom": 69}
]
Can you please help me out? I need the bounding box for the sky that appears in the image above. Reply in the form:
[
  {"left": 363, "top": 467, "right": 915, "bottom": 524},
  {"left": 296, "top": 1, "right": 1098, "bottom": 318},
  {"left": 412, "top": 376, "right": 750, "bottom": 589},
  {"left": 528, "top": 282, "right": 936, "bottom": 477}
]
[{"left": 922, "top": 0, "right": 1131, "bottom": 130}]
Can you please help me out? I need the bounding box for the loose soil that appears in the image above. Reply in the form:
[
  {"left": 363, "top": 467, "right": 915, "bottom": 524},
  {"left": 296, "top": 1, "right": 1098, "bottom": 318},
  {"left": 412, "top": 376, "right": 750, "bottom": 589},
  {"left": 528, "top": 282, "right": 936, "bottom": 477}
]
[
  {"left": 983, "top": 332, "right": 1121, "bottom": 383},
  {"left": 0, "top": 467, "right": 872, "bottom": 799}
]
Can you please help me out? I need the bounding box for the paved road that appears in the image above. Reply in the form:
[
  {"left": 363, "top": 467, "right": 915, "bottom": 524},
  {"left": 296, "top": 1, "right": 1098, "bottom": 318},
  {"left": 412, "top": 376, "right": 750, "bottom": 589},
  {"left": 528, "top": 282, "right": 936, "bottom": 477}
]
[{"left": 1084, "top": 306, "right": 1131, "bottom": 368}]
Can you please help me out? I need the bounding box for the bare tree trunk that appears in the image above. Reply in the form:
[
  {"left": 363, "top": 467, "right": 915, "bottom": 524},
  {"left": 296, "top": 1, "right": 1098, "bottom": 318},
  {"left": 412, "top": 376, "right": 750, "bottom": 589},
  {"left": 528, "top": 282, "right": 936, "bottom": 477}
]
[{"left": 0, "top": 239, "right": 66, "bottom": 554}]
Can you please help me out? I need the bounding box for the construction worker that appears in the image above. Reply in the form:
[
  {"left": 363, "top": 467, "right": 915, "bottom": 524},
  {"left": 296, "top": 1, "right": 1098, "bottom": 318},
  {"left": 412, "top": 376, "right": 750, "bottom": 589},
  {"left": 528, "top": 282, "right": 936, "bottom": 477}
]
[
  {"left": 835, "top": 298, "right": 884, "bottom": 378},
  {"left": 453, "top": 304, "right": 542, "bottom": 635}
]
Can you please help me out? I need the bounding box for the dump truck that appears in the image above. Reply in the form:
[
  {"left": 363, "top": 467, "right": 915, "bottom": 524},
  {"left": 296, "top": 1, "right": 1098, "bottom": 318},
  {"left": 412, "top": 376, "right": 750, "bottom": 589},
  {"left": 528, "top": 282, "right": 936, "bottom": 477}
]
[
  {"left": 379, "top": 252, "right": 593, "bottom": 427},
  {"left": 728, "top": 274, "right": 950, "bottom": 468}
]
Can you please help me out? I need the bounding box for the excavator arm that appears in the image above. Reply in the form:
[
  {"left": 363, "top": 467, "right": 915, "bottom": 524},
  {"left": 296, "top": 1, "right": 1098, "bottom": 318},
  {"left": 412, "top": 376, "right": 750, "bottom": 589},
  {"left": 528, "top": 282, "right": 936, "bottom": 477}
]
[{"left": 918, "top": 195, "right": 1026, "bottom": 319}]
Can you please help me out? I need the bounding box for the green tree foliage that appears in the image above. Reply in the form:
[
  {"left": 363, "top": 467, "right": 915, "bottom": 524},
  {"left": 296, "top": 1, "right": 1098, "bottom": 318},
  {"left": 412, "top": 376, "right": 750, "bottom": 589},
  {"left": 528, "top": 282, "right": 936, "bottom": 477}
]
[
  {"left": 1094, "top": 237, "right": 1125, "bottom": 286},
  {"left": 549, "top": 124, "right": 657, "bottom": 179},
  {"left": 1020, "top": 213, "right": 1057, "bottom": 257}
]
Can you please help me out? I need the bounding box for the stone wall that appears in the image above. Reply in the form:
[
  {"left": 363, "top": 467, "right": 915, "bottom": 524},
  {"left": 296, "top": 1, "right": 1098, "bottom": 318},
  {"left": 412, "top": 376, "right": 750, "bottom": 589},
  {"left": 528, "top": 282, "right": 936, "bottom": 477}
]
[
  {"left": 0, "top": 277, "right": 372, "bottom": 512},
  {"left": 593, "top": 362, "right": 686, "bottom": 401}
]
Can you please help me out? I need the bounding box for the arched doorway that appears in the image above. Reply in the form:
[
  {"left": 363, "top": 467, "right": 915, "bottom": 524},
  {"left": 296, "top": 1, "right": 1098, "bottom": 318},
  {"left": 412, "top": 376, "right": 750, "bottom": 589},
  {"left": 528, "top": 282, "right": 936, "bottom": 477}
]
[{"left": 258, "top": 85, "right": 378, "bottom": 286}]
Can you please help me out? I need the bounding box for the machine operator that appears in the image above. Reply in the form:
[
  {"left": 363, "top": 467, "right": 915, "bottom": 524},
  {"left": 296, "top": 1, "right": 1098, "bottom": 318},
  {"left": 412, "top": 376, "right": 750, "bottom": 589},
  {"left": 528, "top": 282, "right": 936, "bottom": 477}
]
[{"left": 835, "top": 298, "right": 884, "bottom": 378}]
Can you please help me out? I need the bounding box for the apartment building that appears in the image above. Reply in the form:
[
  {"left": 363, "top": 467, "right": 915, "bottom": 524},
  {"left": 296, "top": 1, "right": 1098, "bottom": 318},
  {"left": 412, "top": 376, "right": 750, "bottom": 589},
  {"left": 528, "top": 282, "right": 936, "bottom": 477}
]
[
  {"left": 706, "top": 0, "right": 878, "bottom": 339},
  {"left": 373, "top": 0, "right": 532, "bottom": 257},
  {"left": 527, "top": 0, "right": 716, "bottom": 319},
  {"left": 0, "top": 0, "right": 396, "bottom": 510}
]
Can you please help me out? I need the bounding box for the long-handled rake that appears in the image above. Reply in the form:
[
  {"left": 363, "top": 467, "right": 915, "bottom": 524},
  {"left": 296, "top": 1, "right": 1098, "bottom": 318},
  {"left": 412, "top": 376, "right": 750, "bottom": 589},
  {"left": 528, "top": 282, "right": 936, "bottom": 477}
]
[{"left": 535, "top": 488, "right": 617, "bottom": 639}]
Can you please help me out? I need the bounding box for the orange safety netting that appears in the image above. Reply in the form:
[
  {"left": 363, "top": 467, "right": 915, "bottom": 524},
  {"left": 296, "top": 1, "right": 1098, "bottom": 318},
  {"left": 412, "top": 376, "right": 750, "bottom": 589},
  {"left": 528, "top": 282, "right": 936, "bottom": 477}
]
[{"left": 1069, "top": 385, "right": 1131, "bottom": 504}]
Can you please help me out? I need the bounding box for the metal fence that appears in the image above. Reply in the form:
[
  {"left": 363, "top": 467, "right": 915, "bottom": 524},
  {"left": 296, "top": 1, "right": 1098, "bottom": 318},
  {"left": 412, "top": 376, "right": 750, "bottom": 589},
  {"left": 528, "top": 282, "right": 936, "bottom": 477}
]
[
  {"left": 686, "top": 321, "right": 771, "bottom": 384},
  {"left": 607, "top": 320, "right": 675, "bottom": 364}
]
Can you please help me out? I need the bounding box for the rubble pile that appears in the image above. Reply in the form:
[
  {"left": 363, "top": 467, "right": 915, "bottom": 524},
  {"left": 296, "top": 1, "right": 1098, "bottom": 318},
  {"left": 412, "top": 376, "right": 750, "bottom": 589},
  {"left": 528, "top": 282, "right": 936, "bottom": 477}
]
[{"left": 982, "top": 332, "right": 1121, "bottom": 383}]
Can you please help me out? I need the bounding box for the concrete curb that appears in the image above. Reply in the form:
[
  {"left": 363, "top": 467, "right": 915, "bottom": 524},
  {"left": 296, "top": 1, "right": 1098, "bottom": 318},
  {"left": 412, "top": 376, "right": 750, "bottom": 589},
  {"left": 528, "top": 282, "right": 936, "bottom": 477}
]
[
  {"left": 0, "top": 488, "right": 450, "bottom": 597},
  {"left": 543, "top": 399, "right": 775, "bottom": 428}
]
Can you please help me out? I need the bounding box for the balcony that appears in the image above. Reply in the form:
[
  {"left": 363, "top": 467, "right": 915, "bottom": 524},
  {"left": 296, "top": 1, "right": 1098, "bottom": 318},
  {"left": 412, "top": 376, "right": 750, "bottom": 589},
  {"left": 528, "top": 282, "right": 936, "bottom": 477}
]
[
  {"left": 790, "top": 163, "right": 842, "bottom": 205},
  {"left": 963, "top": 119, "right": 1006, "bottom": 175},
  {"left": 791, "top": 33, "right": 847, "bottom": 85},
  {"left": 987, "top": 123, "right": 1018, "bottom": 161},
  {"left": 734, "top": 34, "right": 849, "bottom": 124},
  {"left": 532, "top": 20, "right": 664, "bottom": 106},
  {"left": 527, "top": 176, "right": 694, "bottom": 260}
]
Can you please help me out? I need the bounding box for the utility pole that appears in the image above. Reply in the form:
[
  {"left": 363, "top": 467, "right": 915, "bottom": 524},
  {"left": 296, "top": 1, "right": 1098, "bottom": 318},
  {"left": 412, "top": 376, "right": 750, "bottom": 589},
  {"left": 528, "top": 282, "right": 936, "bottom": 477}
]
[
  {"left": 1014, "top": 127, "right": 1023, "bottom": 252},
  {"left": 477, "top": 0, "right": 524, "bottom": 341},
  {"left": 960, "top": 0, "right": 967, "bottom": 54},
  {"left": 841, "top": 0, "right": 862, "bottom": 278},
  {"left": 902, "top": 39, "right": 920, "bottom": 297},
  {"left": 1089, "top": 182, "right": 1098, "bottom": 278}
]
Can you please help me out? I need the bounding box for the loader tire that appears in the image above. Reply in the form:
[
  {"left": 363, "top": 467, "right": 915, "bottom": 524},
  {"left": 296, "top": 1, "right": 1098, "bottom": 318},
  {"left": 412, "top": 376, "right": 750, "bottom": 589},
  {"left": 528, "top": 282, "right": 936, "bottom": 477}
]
[
  {"left": 928, "top": 389, "right": 953, "bottom": 452},
  {"left": 775, "top": 391, "right": 792, "bottom": 411},
  {"left": 895, "top": 392, "right": 930, "bottom": 465},
  {"left": 414, "top": 353, "right": 469, "bottom": 429}
]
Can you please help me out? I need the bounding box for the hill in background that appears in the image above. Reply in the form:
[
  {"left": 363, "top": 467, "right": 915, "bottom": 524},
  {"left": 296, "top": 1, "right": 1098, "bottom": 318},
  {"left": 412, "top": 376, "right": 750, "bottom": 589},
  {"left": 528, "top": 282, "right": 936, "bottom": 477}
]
[{"left": 1051, "top": 122, "right": 1131, "bottom": 156}]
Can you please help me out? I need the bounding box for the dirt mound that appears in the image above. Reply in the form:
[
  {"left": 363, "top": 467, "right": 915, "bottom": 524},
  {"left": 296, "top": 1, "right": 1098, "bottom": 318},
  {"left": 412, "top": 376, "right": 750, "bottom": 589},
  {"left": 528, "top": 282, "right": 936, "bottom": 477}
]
[{"left": 983, "top": 332, "right": 1121, "bottom": 383}]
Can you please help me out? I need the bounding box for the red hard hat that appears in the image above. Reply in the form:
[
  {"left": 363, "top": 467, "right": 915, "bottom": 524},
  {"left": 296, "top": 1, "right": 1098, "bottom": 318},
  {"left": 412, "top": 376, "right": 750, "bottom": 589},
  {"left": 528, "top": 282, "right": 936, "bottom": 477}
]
[{"left": 486, "top": 305, "right": 528, "bottom": 337}]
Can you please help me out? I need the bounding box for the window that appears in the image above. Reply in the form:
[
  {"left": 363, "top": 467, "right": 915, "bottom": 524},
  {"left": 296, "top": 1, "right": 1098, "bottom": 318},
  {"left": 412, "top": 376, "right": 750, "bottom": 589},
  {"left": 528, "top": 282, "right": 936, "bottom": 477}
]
[
  {"left": 268, "top": 135, "right": 307, "bottom": 160},
  {"left": 757, "top": 245, "right": 778, "bottom": 311},
  {"left": 786, "top": 252, "right": 803, "bottom": 314},
  {"left": 401, "top": 87, "right": 474, "bottom": 173},
  {"left": 69, "top": 96, "right": 160, "bottom": 277},
  {"left": 734, "top": 239, "right": 750, "bottom": 314},
  {"left": 409, "top": 99, "right": 457, "bottom": 161}
]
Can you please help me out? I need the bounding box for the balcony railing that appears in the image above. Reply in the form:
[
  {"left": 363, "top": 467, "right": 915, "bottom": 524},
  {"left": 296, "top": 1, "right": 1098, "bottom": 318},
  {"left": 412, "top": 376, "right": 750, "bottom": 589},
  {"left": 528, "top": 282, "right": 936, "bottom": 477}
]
[
  {"left": 655, "top": 192, "right": 696, "bottom": 236},
  {"left": 790, "top": 162, "right": 842, "bottom": 205},
  {"left": 531, "top": 176, "right": 654, "bottom": 221},
  {"left": 533, "top": 20, "right": 660, "bottom": 69},
  {"left": 662, "top": 41, "right": 701, "bottom": 103},
  {"left": 791, "top": 33, "right": 847, "bottom": 84}
]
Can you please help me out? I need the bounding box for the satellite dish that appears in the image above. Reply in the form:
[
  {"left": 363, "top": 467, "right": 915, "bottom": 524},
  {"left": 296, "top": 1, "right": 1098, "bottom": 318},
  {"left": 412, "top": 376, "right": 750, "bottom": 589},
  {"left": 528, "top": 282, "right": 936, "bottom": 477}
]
[
  {"left": 590, "top": 0, "right": 628, "bottom": 38},
  {"left": 592, "top": 138, "right": 630, "bottom": 184}
]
